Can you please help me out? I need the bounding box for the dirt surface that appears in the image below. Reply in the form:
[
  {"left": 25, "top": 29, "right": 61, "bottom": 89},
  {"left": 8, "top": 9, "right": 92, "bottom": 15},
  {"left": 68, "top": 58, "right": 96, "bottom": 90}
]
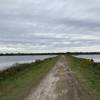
[{"left": 25, "top": 55, "right": 91, "bottom": 100}]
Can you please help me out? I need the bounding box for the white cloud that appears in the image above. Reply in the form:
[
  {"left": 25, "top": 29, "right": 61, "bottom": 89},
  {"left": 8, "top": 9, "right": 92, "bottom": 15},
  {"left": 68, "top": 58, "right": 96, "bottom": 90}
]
[
  {"left": 71, "top": 34, "right": 100, "bottom": 40},
  {"left": 68, "top": 45, "right": 100, "bottom": 52}
]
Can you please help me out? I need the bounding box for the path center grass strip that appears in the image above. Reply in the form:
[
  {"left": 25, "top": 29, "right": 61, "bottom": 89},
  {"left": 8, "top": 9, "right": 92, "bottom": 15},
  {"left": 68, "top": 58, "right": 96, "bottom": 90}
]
[
  {"left": 0, "top": 56, "right": 58, "bottom": 100},
  {"left": 66, "top": 55, "right": 100, "bottom": 100}
]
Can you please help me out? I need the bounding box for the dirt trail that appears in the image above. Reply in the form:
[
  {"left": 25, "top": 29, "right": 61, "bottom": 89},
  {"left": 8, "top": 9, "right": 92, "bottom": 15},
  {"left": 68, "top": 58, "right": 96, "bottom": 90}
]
[{"left": 25, "top": 55, "right": 91, "bottom": 100}]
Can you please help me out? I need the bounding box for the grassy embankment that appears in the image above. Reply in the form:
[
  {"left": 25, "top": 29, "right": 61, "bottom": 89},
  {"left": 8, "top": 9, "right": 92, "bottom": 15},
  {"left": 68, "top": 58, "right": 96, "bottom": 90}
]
[
  {"left": 0, "top": 56, "right": 59, "bottom": 100},
  {"left": 66, "top": 55, "right": 100, "bottom": 100}
]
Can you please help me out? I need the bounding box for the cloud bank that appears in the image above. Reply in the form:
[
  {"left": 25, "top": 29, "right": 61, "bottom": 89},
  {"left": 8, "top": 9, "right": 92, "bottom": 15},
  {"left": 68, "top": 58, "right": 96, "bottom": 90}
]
[{"left": 0, "top": 0, "right": 100, "bottom": 53}]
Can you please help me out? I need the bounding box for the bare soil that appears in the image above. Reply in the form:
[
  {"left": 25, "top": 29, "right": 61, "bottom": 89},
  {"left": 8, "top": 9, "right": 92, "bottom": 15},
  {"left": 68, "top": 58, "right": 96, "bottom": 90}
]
[{"left": 25, "top": 55, "right": 91, "bottom": 100}]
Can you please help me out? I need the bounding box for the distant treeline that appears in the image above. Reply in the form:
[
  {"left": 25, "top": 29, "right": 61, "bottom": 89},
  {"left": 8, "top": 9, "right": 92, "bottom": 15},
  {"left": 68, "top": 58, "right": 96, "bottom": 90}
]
[
  {"left": 67, "top": 52, "right": 100, "bottom": 55},
  {"left": 0, "top": 52, "right": 100, "bottom": 56}
]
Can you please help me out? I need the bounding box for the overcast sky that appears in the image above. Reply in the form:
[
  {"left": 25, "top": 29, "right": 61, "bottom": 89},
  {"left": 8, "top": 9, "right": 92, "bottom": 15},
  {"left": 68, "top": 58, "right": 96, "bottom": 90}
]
[{"left": 0, "top": 0, "right": 100, "bottom": 53}]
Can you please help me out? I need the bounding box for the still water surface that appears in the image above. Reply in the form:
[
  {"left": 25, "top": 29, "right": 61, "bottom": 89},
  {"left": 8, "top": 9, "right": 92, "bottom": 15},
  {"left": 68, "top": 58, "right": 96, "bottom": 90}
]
[
  {"left": 0, "top": 55, "right": 56, "bottom": 71},
  {"left": 74, "top": 54, "right": 100, "bottom": 62}
]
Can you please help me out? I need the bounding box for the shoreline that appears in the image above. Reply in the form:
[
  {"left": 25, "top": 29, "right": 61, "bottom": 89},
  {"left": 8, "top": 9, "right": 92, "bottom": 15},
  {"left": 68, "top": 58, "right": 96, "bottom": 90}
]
[
  {"left": 66, "top": 55, "right": 100, "bottom": 100},
  {"left": 0, "top": 56, "right": 59, "bottom": 100},
  {"left": 0, "top": 55, "right": 56, "bottom": 71}
]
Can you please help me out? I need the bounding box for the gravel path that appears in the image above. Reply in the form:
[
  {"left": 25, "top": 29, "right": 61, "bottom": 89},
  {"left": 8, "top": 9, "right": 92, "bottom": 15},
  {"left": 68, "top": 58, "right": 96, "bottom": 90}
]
[{"left": 25, "top": 55, "right": 91, "bottom": 100}]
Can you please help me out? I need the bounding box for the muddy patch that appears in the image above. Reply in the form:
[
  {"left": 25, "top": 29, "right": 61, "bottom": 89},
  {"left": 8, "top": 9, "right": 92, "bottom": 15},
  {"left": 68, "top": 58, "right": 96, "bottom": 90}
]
[{"left": 26, "top": 55, "right": 91, "bottom": 100}]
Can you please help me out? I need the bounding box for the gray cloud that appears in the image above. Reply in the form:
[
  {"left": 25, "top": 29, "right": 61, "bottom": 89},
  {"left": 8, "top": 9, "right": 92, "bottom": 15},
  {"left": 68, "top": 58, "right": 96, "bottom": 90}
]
[{"left": 0, "top": 0, "right": 100, "bottom": 53}]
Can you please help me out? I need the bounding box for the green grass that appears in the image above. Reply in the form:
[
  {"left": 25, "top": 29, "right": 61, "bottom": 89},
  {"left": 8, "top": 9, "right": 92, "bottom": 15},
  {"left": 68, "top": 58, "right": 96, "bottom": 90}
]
[
  {"left": 66, "top": 55, "right": 100, "bottom": 100},
  {"left": 0, "top": 56, "right": 59, "bottom": 100}
]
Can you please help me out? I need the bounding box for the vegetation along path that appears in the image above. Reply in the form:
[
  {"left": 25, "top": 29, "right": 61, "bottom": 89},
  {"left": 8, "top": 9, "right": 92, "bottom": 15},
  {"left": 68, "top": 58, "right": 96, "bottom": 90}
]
[{"left": 26, "top": 55, "right": 91, "bottom": 100}]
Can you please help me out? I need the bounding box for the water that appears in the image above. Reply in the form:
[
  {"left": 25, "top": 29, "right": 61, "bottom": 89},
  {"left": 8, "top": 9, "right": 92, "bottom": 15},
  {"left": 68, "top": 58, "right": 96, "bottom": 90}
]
[
  {"left": 74, "top": 54, "right": 100, "bottom": 62},
  {"left": 0, "top": 55, "right": 56, "bottom": 71}
]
